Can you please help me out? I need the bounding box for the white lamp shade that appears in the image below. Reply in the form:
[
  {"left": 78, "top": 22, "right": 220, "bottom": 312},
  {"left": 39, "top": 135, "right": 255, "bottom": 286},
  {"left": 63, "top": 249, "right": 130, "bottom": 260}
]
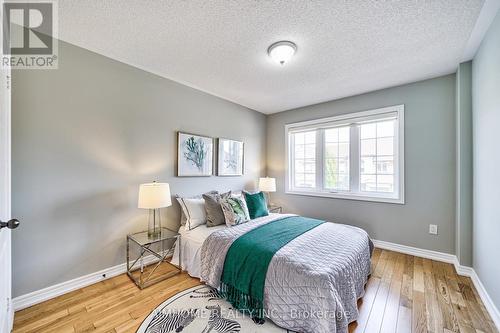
[
  {"left": 259, "top": 177, "right": 276, "bottom": 192},
  {"left": 138, "top": 183, "right": 172, "bottom": 209}
]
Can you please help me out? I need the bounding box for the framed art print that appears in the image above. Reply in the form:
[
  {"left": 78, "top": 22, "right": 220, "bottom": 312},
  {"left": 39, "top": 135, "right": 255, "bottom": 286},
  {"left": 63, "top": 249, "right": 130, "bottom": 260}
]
[
  {"left": 217, "top": 138, "right": 244, "bottom": 176},
  {"left": 177, "top": 132, "right": 213, "bottom": 177}
]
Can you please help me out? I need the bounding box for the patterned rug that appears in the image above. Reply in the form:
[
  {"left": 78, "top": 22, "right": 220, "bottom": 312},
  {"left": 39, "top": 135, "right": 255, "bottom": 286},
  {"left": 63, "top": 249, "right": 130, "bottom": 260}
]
[{"left": 137, "top": 285, "right": 293, "bottom": 332}]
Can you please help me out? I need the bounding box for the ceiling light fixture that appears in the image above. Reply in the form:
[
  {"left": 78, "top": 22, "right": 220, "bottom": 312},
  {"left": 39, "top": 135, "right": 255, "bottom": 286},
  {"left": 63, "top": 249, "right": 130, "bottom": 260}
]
[{"left": 268, "top": 41, "right": 297, "bottom": 65}]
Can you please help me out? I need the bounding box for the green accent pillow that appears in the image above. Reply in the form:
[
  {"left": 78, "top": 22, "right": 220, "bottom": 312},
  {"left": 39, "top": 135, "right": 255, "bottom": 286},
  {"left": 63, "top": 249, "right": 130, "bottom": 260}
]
[{"left": 244, "top": 191, "right": 269, "bottom": 219}]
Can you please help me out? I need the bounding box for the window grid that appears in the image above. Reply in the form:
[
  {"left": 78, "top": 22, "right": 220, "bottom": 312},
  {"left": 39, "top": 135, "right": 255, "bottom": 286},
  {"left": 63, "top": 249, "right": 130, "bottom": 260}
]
[
  {"left": 324, "top": 127, "right": 350, "bottom": 191},
  {"left": 360, "top": 120, "right": 395, "bottom": 193},
  {"left": 293, "top": 131, "right": 316, "bottom": 188}
]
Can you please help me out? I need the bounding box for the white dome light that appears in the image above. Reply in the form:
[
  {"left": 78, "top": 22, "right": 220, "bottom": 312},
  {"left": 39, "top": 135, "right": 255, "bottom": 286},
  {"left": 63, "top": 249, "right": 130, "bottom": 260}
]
[{"left": 268, "top": 41, "right": 297, "bottom": 65}]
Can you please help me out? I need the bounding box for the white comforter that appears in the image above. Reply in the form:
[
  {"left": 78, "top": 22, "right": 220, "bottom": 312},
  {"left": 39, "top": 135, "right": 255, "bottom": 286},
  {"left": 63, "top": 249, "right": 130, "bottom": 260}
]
[{"left": 200, "top": 214, "right": 373, "bottom": 333}]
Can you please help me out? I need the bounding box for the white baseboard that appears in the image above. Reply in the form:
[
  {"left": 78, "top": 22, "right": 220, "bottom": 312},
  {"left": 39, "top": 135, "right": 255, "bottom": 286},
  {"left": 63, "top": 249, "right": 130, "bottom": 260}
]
[
  {"left": 13, "top": 262, "right": 126, "bottom": 311},
  {"left": 454, "top": 259, "right": 475, "bottom": 277},
  {"left": 372, "top": 239, "right": 457, "bottom": 264},
  {"left": 373, "top": 239, "right": 500, "bottom": 330},
  {"left": 468, "top": 268, "right": 500, "bottom": 329},
  {"left": 13, "top": 251, "right": 172, "bottom": 311}
]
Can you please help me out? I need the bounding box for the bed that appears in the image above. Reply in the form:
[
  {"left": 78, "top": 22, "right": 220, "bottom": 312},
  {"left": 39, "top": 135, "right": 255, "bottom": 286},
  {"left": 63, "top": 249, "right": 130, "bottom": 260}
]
[{"left": 172, "top": 213, "right": 373, "bottom": 333}]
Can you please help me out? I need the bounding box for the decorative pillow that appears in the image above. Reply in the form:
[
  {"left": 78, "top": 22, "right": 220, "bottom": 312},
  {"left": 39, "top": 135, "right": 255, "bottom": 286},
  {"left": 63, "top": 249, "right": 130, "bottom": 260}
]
[
  {"left": 176, "top": 192, "right": 216, "bottom": 227},
  {"left": 176, "top": 192, "right": 216, "bottom": 230},
  {"left": 203, "top": 191, "right": 231, "bottom": 227},
  {"left": 229, "top": 191, "right": 249, "bottom": 217},
  {"left": 244, "top": 191, "right": 269, "bottom": 219},
  {"left": 220, "top": 196, "right": 250, "bottom": 227}
]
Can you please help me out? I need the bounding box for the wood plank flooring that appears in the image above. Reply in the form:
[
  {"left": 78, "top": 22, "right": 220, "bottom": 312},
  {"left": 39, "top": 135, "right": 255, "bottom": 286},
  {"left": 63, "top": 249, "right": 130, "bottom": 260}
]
[{"left": 13, "top": 248, "right": 498, "bottom": 333}]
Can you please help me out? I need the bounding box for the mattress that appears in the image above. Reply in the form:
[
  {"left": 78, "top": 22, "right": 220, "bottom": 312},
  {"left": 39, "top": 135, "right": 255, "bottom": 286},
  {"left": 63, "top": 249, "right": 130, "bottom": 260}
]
[{"left": 170, "top": 222, "right": 227, "bottom": 278}]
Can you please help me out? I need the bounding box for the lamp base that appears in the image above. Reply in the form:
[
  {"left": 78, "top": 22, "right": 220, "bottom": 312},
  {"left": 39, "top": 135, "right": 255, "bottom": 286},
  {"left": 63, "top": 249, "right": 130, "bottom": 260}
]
[
  {"left": 265, "top": 191, "right": 272, "bottom": 207},
  {"left": 147, "top": 229, "right": 162, "bottom": 239},
  {"left": 147, "top": 208, "right": 162, "bottom": 239}
]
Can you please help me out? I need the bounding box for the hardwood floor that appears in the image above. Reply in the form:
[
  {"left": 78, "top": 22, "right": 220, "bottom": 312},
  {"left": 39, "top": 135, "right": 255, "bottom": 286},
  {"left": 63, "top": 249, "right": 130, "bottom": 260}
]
[{"left": 13, "top": 248, "right": 498, "bottom": 333}]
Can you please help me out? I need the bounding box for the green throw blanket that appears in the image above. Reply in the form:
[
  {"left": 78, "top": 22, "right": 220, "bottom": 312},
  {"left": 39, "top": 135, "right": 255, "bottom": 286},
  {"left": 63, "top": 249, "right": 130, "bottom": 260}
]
[{"left": 220, "top": 216, "right": 325, "bottom": 319}]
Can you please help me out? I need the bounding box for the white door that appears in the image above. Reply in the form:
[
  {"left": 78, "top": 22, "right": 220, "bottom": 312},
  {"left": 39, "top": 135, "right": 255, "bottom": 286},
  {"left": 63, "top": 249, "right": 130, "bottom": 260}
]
[{"left": 0, "top": 65, "right": 14, "bottom": 332}]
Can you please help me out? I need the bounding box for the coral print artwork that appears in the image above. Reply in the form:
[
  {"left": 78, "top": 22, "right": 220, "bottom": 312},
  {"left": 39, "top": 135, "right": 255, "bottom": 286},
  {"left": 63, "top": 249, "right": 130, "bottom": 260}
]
[{"left": 177, "top": 132, "right": 213, "bottom": 176}]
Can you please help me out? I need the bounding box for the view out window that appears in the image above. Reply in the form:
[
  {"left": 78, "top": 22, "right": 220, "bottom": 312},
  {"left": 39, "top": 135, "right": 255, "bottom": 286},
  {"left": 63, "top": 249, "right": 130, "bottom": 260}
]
[
  {"left": 286, "top": 105, "right": 404, "bottom": 204},
  {"left": 359, "top": 120, "right": 395, "bottom": 193},
  {"left": 293, "top": 131, "right": 316, "bottom": 188},
  {"left": 324, "top": 126, "right": 350, "bottom": 191}
]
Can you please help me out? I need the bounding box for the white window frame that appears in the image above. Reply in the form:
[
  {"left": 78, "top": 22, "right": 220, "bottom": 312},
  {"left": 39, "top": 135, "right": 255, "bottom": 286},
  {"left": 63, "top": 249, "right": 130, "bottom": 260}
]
[{"left": 285, "top": 105, "right": 405, "bottom": 204}]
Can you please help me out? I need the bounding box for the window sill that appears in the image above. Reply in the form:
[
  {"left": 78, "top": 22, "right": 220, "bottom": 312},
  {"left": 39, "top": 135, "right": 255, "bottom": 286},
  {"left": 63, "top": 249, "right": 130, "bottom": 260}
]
[{"left": 285, "top": 189, "right": 405, "bottom": 204}]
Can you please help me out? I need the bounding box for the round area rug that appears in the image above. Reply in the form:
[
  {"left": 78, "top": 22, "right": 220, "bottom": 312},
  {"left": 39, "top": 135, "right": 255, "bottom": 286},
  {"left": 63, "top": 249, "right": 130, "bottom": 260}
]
[{"left": 137, "top": 285, "right": 294, "bottom": 333}]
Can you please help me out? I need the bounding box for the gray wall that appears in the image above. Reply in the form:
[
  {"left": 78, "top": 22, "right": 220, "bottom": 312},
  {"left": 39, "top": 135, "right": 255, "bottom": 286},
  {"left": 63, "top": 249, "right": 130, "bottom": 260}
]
[
  {"left": 11, "top": 41, "right": 266, "bottom": 297},
  {"left": 472, "top": 10, "right": 500, "bottom": 309},
  {"left": 456, "top": 61, "right": 473, "bottom": 267},
  {"left": 267, "top": 75, "right": 456, "bottom": 254}
]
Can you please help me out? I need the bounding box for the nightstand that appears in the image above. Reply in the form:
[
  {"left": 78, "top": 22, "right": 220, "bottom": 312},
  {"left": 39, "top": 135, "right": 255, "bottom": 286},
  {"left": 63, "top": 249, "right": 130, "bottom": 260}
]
[
  {"left": 126, "top": 227, "right": 181, "bottom": 289},
  {"left": 268, "top": 205, "right": 283, "bottom": 213}
]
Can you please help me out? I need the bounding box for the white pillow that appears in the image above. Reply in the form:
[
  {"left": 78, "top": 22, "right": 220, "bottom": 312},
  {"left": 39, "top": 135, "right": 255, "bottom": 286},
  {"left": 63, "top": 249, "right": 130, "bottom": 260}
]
[
  {"left": 177, "top": 197, "right": 207, "bottom": 230},
  {"left": 176, "top": 192, "right": 216, "bottom": 226}
]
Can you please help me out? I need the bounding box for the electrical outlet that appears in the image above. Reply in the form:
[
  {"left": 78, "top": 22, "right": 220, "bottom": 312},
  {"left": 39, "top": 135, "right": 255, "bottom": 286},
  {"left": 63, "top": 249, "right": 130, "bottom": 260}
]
[{"left": 429, "top": 224, "right": 438, "bottom": 235}]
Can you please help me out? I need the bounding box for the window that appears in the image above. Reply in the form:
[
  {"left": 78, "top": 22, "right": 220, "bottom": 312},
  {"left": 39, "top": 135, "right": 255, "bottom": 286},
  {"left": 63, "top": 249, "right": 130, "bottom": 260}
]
[
  {"left": 359, "top": 120, "right": 395, "bottom": 193},
  {"left": 324, "top": 126, "right": 350, "bottom": 191},
  {"left": 292, "top": 131, "right": 316, "bottom": 188},
  {"left": 286, "top": 105, "right": 404, "bottom": 204}
]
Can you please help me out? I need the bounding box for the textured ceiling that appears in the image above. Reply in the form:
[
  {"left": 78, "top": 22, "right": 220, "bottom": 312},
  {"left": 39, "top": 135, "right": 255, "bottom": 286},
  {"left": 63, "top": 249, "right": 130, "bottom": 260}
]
[{"left": 58, "top": 0, "right": 485, "bottom": 114}]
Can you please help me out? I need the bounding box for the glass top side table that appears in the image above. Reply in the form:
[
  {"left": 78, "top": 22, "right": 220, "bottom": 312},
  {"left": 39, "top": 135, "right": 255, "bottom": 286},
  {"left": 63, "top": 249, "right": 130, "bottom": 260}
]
[
  {"left": 127, "top": 227, "right": 181, "bottom": 289},
  {"left": 268, "top": 205, "right": 283, "bottom": 214}
]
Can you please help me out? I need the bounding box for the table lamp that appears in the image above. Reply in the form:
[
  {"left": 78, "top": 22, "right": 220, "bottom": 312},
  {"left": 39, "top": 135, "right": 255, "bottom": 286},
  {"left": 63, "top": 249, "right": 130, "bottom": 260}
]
[
  {"left": 138, "top": 182, "right": 172, "bottom": 238},
  {"left": 259, "top": 177, "right": 276, "bottom": 207}
]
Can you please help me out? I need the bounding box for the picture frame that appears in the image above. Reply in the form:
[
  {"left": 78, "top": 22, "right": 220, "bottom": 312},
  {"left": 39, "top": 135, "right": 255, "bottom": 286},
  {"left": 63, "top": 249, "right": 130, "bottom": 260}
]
[
  {"left": 177, "top": 132, "right": 213, "bottom": 177},
  {"left": 217, "top": 138, "right": 244, "bottom": 176}
]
